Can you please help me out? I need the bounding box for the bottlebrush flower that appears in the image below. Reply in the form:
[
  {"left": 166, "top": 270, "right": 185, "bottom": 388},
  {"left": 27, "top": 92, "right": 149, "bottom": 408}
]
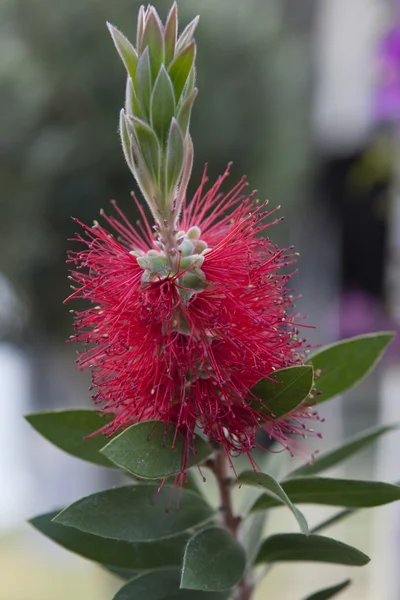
[{"left": 66, "top": 165, "right": 318, "bottom": 474}]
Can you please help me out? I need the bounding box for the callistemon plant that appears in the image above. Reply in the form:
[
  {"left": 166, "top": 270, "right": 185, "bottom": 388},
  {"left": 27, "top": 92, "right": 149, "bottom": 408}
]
[{"left": 27, "top": 5, "right": 400, "bottom": 600}]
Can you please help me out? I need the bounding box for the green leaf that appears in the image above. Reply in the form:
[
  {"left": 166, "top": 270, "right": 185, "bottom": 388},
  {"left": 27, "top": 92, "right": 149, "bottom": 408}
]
[
  {"left": 107, "top": 23, "right": 138, "bottom": 83},
  {"left": 165, "top": 119, "right": 184, "bottom": 196},
  {"left": 180, "top": 527, "right": 246, "bottom": 591},
  {"left": 241, "top": 511, "right": 268, "bottom": 564},
  {"left": 25, "top": 409, "right": 114, "bottom": 467},
  {"left": 251, "top": 365, "right": 314, "bottom": 418},
  {"left": 140, "top": 8, "right": 165, "bottom": 82},
  {"left": 255, "top": 534, "right": 370, "bottom": 566},
  {"left": 120, "top": 109, "right": 134, "bottom": 171},
  {"left": 302, "top": 580, "right": 351, "bottom": 600},
  {"left": 168, "top": 43, "right": 195, "bottom": 102},
  {"left": 289, "top": 424, "right": 398, "bottom": 478},
  {"left": 136, "top": 47, "right": 152, "bottom": 119},
  {"left": 127, "top": 117, "right": 161, "bottom": 182},
  {"left": 311, "top": 509, "right": 355, "bottom": 535},
  {"left": 103, "top": 566, "right": 138, "bottom": 581},
  {"left": 113, "top": 568, "right": 231, "bottom": 600},
  {"left": 29, "top": 510, "right": 190, "bottom": 570},
  {"left": 176, "top": 17, "right": 199, "bottom": 55},
  {"left": 238, "top": 470, "right": 309, "bottom": 534},
  {"left": 164, "top": 3, "right": 178, "bottom": 66},
  {"left": 251, "top": 478, "right": 400, "bottom": 510},
  {"left": 101, "top": 420, "right": 213, "bottom": 480},
  {"left": 176, "top": 88, "right": 198, "bottom": 137},
  {"left": 309, "top": 332, "right": 394, "bottom": 403},
  {"left": 151, "top": 66, "right": 176, "bottom": 143},
  {"left": 53, "top": 485, "right": 214, "bottom": 542}
]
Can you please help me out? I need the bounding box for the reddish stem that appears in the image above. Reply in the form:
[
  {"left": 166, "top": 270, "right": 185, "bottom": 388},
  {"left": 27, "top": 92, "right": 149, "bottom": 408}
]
[{"left": 209, "top": 449, "right": 254, "bottom": 600}]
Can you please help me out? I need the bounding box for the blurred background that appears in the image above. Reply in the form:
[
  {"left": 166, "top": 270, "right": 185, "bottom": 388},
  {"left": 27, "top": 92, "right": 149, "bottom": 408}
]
[{"left": 2, "top": 0, "right": 400, "bottom": 598}]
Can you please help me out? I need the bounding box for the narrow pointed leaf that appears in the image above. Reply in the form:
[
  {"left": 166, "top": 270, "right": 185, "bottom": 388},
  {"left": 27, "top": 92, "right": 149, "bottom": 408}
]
[
  {"left": 29, "top": 510, "right": 189, "bottom": 570},
  {"left": 164, "top": 3, "right": 178, "bottom": 65},
  {"left": 251, "top": 365, "right": 314, "bottom": 419},
  {"left": 255, "top": 534, "right": 370, "bottom": 566},
  {"left": 127, "top": 117, "right": 160, "bottom": 182},
  {"left": 181, "top": 527, "right": 246, "bottom": 591},
  {"left": 53, "top": 485, "right": 214, "bottom": 542},
  {"left": 311, "top": 509, "right": 355, "bottom": 535},
  {"left": 177, "top": 88, "right": 198, "bottom": 136},
  {"left": 125, "top": 78, "right": 140, "bottom": 118},
  {"left": 137, "top": 5, "right": 145, "bottom": 52},
  {"left": 309, "top": 332, "right": 395, "bottom": 403},
  {"left": 289, "top": 424, "right": 398, "bottom": 478},
  {"left": 113, "top": 568, "right": 231, "bottom": 600},
  {"left": 176, "top": 17, "right": 200, "bottom": 54},
  {"left": 168, "top": 42, "right": 195, "bottom": 102},
  {"left": 182, "top": 66, "right": 196, "bottom": 100},
  {"left": 302, "top": 580, "right": 351, "bottom": 600},
  {"left": 25, "top": 409, "right": 114, "bottom": 467},
  {"left": 251, "top": 478, "right": 400, "bottom": 510},
  {"left": 136, "top": 47, "right": 152, "bottom": 118},
  {"left": 107, "top": 23, "right": 138, "bottom": 83},
  {"left": 165, "top": 119, "right": 184, "bottom": 195},
  {"left": 151, "top": 66, "right": 176, "bottom": 143},
  {"left": 101, "top": 420, "right": 213, "bottom": 479},
  {"left": 141, "top": 8, "right": 165, "bottom": 82},
  {"left": 239, "top": 470, "right": 309, "bottom": 534},
  {"left": 120, "top": 110, "right": 134, "bottom": 171}
]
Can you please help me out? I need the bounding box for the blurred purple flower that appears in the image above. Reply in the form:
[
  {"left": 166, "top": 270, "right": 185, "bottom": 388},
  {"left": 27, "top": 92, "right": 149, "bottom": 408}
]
[{"left": 375, "top": 18, "right": 400, "bottom": 123}]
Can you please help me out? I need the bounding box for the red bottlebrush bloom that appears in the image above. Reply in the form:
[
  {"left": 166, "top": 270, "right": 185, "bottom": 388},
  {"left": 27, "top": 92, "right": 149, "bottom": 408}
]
[{"left": 67, "top": 166, "right": 317, "bottom": 473}]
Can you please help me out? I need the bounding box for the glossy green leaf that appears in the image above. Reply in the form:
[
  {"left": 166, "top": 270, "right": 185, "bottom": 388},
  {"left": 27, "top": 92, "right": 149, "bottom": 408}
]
[
  {"left": 140, "top": 8, "right": 165, "bottom": 82},
  {"left": 168, "top": 43, "right": 195, "bottom": 102},
  {"left": 25, "top": 410, "right": 114, "bottom": 467},
  {"left": 107, "top": 23, "right": 138, "bottom": 83},
  {"left": 255, "top": 534, "right": 369, "bottom": 566},
  {"left": 289, "top": 424, "right": 398, "bottom": 478},
  {"left": 165, "top": 119, "right": 184, "bottom": 195},
  {"left": 241, "top": 511, "right": 268, "bottom": 565},
  {"left": 101, "top": 420, "right": 213, "bottom": 479},
  {"left": 302, "top": 580, "right": 351, "bottom": 600},
  {"left": 136, "top": 47, "right": 152, "bottom": 119},
  {"left": 29, "top": 510, "right": 190, "bottom": 570},
  {"left": 103, "top": 566, "right": 138, "bottom": 581},
  {"left": 251, "top": 478, "right": 400, "bottom": 510},
  {"left": 238, "top": 470, "right": 308, "bottom": 534},
  {"left": 309, "top": 332, "right": 394, "bottom": 403},
  {"left": 251, "top": 365, "right": 314, "bottom": 418},
  {"left": 311, "top": 509, "right": 355, "bottom": 535},
  {"left": 151, "top": 66, "right": 176, "bottom": 143},
  {"left": 127, "top": 117, "right": 160, "bottom": 182},
  {"left": 53, "top": 485, "right": 214, "bottom": 542},
  {"left": 181, "top": 527, "right": 246, "bottom": 591},
  {"left": 164, "top": 3, "right": 178, "bottom": 66},
  {"left": 113, "top": 568, "right": 231, "bottom": 600}
]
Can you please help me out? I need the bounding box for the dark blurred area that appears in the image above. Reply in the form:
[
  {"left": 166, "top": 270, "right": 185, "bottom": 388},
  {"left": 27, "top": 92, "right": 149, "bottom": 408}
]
[{"left": 2, "top": 1, "right": 400, "bottom": 598}]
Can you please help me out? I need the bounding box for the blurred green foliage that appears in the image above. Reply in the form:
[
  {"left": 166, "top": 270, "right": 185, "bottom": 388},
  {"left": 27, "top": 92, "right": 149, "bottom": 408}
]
[{"left": 0, "top": 0, "right": 313, "bottom": 337}]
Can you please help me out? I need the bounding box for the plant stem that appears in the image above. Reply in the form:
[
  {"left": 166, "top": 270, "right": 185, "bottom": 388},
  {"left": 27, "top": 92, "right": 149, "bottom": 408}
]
[{"left": 209, "top": 448, "right": 254, "bottom": 600}]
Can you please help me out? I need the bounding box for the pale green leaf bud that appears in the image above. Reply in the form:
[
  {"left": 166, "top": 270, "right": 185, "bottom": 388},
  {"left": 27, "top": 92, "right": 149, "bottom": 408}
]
[
  {"left": 150, "top": 66, "right": 176, "bottom": 143},
  {"left": 164, "top": 2, "right": 178, "bottom": 66},
  {"left": 140, "top": 7, "right": 165, "bottom": 82}
]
